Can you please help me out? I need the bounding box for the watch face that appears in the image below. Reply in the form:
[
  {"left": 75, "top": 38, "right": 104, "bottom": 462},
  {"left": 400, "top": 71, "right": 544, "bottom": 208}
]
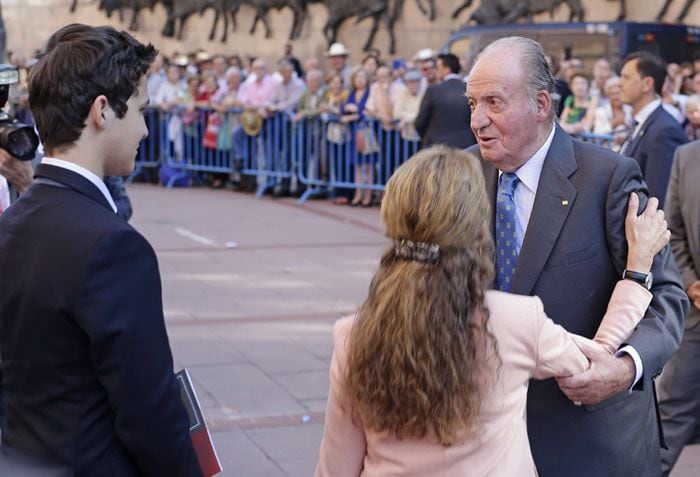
[{"left": 645, "top": 273, "right": 653, "bottom": 289}]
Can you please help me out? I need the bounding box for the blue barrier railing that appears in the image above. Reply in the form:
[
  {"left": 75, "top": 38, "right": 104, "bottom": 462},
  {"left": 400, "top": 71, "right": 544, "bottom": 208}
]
[
  {"left": 134, "top": 106, "right": 421, "bottom": 202},
  {"left": 575, "top": 131, "right": 616, "bottom": 148}
]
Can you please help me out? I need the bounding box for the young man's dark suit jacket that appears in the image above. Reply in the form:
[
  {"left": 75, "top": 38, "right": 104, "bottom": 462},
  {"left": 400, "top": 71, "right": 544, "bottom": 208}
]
[
  {"left": 414, "top": 77, "right": 476, "bottom": 149},
  {"left": 0, "top": 164, "right": 202, "bottom": 476},
  {"left": 623, "top": 104, "right": 687, "bottom": 208},
  {"left": 468, "top": 125, "right": 688, "bottom": 476}
]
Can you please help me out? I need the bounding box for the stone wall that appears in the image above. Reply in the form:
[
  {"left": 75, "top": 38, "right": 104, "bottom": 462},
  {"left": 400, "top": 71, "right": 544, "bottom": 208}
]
[{"left": 3, "top": 0, "right": 700, "bottom": 64}]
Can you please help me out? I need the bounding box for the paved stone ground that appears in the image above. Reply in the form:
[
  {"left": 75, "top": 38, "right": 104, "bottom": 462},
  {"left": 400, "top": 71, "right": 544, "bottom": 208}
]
[{"left": 127, "top": 183, "right": 700, "bottom": 477}]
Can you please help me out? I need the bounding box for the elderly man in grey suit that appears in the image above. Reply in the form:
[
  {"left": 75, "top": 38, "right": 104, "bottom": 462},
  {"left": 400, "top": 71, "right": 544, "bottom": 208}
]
[
  {"left": 467, "top": 36, "right": 688, "bottom": 476},
  {"left": 658, "top": 140, "right": 700, "bottom": 475}
]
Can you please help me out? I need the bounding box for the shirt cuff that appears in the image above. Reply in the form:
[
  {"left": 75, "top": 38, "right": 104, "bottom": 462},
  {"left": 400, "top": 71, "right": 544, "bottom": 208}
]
[{"left": 616, "top": 345, "right": 643, "bottom": 391}]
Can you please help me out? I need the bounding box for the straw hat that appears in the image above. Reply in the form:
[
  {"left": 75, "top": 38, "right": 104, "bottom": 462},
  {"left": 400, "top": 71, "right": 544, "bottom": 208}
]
[
  {"left": 414, "top": 48, "right": 436, "bottom": 61},
  {"left": 325, "top": 42, "right": 350, "bottom": 57},
  {"left": 241, "top": 109, "right": 263, "bottom": 136},
  {"left": 173, "top": 54, "right": 189, "bottom": 67},
  {"left": 195, "top": 51, "right": 212, "bottom": 63}
]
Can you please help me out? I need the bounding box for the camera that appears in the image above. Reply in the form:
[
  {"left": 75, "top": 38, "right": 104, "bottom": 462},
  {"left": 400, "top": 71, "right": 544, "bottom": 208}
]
[{"left": 0, "top": 64, "right": 39, "bottom": 161}]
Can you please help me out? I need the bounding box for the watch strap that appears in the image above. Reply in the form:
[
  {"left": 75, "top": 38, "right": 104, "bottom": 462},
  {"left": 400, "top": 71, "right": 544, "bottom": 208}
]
[{"left": 622, "top": 269, "right": 652, "bottom": 290}]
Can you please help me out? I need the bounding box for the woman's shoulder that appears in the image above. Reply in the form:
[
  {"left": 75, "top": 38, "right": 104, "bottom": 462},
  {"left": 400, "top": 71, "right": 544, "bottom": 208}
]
[{"left": 332, "top": 315, "right": 357, "bottom": 355}]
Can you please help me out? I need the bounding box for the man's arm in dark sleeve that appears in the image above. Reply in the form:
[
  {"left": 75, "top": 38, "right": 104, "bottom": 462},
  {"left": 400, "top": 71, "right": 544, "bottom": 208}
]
[
  {"left": 643, "top": 125, "right": 687, "bottom": 207},
  {"left": 413, "top": 86, "right": 432, "bottom": 139},
  {"left": 77, "top": 228, "right": 202, "bottom": 477},
  {"left": 604, "top": 155, "right": 689, "bottom": 389}
]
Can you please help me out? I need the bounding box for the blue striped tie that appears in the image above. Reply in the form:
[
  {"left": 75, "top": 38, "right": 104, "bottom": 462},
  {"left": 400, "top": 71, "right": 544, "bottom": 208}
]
[{"left": 495, "top": 172, "right": 520, "bottom": 292}]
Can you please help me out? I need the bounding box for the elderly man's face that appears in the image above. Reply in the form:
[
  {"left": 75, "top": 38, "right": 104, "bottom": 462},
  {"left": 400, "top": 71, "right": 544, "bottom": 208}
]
[
  {"left": 329, "top": 55, "right": 346, "bottom": 70},
  {"left": 467, "top": 50, "right": 544, "bottom": 171},
  {"left": 281, "top": 66, "right": 293, "bottom": 83},
  {"left": 307, "top": 74, "right": 322, "bottom": 92}
]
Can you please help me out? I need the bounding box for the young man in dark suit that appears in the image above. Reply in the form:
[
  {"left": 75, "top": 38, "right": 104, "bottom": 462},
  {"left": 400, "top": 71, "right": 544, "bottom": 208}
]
[
  {"left": 620, "top": 51, "right": 688, "bottom": 208},
  {"left": 414, "top": 53, "right": 476, "bottom": 149},
  {"left": 0, "top": 24, "right": 202, "bottom": 476}
]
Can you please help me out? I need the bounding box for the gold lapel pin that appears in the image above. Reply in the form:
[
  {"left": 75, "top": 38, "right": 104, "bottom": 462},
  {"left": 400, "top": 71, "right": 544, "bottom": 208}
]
[{"left": 562, "top": 200, "right": 569, "bottom": 206}]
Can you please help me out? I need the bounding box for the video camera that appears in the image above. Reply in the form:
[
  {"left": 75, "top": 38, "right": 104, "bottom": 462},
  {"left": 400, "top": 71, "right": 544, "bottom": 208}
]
[{"left": 0, "top": 64, "right": 39, "bottom": 161}]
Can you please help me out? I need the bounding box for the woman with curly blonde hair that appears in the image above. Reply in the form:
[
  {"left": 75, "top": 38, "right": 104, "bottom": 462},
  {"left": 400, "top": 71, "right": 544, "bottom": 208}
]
[{"left": 315, "top": 146, "right": 669, "bottom": 476}]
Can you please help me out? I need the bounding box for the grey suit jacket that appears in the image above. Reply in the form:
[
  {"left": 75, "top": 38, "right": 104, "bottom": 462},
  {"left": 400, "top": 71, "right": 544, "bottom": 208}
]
[
  {"left": 666, "top": 140, "right": 700, "bottom": 329},
  {"left": 469, "top": 125, "right": 688, "bottom": 476}
]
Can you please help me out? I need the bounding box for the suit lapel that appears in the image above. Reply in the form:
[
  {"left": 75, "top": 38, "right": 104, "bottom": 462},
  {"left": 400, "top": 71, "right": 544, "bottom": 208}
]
[
  {"left": 34, "top": 163, "right": 113, "bottom": 212},
  {"left": 481, "top": 157, "right": 498, "bottom": 238},
  {"left": 510, "top": 127, "right": 578, "bottom": 296},
  {"left": 626, "top": 106, "right": 663, "bottom": 158}
]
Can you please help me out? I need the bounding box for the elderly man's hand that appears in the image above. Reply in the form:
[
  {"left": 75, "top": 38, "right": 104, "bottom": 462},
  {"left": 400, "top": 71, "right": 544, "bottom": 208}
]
[
  {"left": 687, "top": 280, "right": 700, "bottom": 310},
  {"left": 556, "top": 343, "right": 636, "bottom": 405},
  {"left": 0, "top": 149, "right": 33, "bottom": 194}
]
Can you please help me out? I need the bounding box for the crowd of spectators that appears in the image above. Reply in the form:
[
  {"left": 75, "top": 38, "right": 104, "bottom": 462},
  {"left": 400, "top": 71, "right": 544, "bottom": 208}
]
[{"left": 8, "top": 43, "right": 700, "bottom": 206}]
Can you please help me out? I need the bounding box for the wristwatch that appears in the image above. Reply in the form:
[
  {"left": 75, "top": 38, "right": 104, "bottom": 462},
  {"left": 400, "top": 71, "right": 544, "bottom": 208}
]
[{"left": 622, "top": 269, "right": 653, "bottom": 290}]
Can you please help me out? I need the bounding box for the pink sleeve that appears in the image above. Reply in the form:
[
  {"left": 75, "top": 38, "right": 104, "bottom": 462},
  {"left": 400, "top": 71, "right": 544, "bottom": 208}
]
[
  {"left": 315, "top": 318, "right": 366, "bottom": 477},
  {"left": 593, "top": 280, "right": 652, "bottom": 353},
  {"left": 532, "top": 297, "right": 590, "bottom": 379}
]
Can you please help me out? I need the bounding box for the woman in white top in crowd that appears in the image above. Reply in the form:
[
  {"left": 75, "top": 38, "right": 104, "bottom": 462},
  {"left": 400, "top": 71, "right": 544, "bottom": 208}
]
[{"left": 591, "top": 76, "right": 633, "bottom": 152}]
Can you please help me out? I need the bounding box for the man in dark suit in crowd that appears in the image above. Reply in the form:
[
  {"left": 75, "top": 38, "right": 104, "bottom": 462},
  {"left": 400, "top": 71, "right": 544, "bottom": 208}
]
[
  {"left": 415, "top": 53, "right": 476, "bottom": 149},
  {"left": 0, "top": 24, "right": 202, "bottom": 476},
  {"left": 658, "top": 139, "right": 700, "bottom": 475},
  {"left": 467, "top": 36, "right": 687, "bottom": 476},
  {"left": 620, "top": 51, "right": 687, "bottom": 208}
]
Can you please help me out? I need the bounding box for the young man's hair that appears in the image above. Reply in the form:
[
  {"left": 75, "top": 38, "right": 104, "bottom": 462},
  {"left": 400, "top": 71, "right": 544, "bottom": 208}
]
[
  {"left": 28, "top": 23, "right": 157, "bottom": 154},
  {"left": 624, "top": 51, "right": 668, "bottom": 96},
  {"left": 437, "top": 53, "right": 460, "bottom": 75}
]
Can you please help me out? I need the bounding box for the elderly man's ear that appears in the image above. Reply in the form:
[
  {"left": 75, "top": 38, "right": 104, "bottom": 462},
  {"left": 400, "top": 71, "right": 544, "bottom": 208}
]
[{"left": 535, "top": 90, "right": 552, "bottom": 121}]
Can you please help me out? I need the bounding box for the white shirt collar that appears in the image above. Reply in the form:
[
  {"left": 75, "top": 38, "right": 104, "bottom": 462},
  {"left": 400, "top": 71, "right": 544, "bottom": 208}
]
[
  {"left": 41, "top": 157, "right": 118, "bottom": 214},
  {"left": 633, "top": 98, "right": 661, "bottom": 133},
  {"left": 443, "top": 73, "right": 462, "bottom": 82},
  {"left": 499, "top": 124, "right": 555, "bottom": 194}
]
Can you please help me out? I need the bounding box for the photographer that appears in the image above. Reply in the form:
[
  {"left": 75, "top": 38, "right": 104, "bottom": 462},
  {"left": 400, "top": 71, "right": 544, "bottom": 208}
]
[{"left": 0, "top": 147, "right": 32, "bottom": 210}]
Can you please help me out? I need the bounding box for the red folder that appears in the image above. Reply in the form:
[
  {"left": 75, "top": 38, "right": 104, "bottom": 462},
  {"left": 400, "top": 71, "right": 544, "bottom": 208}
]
[{"left": 176, "top": 369, "right": 223, "bottom": 476}]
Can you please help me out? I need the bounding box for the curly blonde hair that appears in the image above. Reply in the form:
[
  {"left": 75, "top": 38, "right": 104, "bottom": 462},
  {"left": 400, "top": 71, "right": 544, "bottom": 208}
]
[{"left": 344, "top": 146, "right": 498, "bottom": 446}]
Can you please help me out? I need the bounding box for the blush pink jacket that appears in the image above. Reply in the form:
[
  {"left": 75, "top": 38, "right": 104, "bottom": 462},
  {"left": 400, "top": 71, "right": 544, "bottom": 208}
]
[{"left": 315, "top": 281, "right": 651, "bottom": 477}]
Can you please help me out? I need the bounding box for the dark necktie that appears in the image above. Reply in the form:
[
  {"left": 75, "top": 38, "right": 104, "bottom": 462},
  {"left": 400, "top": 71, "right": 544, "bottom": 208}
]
[
  {"left": 620, "top": 119, "right": 639, "bottom": 156},
  {"left": 495, "top": 172, "right": 520, "bottom": 292}
]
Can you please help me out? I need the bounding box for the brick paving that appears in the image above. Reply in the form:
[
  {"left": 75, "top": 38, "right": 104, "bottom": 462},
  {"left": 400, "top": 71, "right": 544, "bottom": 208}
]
[{"left": 127, "top": 183, "right": 700, "bottom": 477}]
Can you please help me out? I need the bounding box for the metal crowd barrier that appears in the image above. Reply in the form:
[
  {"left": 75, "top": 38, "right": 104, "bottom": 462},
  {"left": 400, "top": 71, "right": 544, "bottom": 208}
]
[
  {"left": 575, "top": 131, "right": 615, "bottom": 148},
  {"left": 134, "top": 106, "right": 422, "bottom": 202},
  {"left": 129, "top": 108, "right": 164, "bottom": 184},
  {"left": 293, "top": 115, "right": 420, "bottom": 203}
]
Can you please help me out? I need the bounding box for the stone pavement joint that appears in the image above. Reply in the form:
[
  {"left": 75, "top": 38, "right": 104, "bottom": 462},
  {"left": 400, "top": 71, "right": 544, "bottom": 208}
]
[
  {"left": 168, "top": 311, "right": 354, "bottom": 326},
  {"left": 209, "top": 411, "right": 326, "bottom": 432}
]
